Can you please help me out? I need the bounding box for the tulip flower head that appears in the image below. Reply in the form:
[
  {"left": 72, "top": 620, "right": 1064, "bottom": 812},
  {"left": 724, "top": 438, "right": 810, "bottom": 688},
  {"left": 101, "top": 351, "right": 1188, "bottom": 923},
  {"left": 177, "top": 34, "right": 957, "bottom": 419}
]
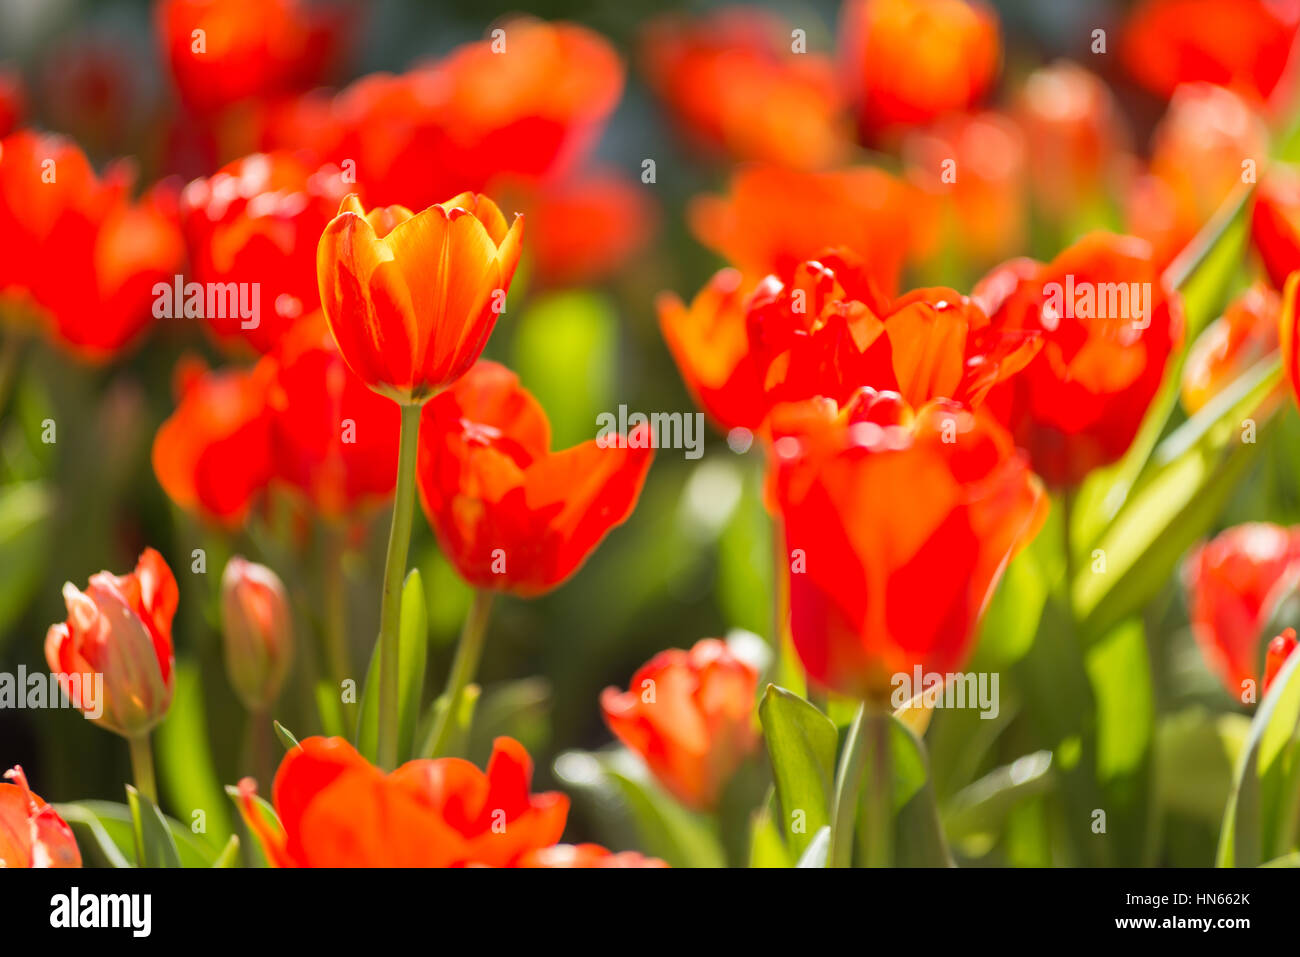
[
  {"left": 316, "top": 193, "right": 524, "bottom": 405},
  {"left": 1181, "top": 283, "right": 1282, "bottom": 414},
  {"left": 417, "top": 361, "right": 654, "bottom": 596},
  {"left": 236, "top": 736, "right": 567, "bottom": 867},
  {"left": 601, "top": 638, "right": 760, "bottom": 811},
  {"left": 0, "top": 766, "right": 81, "bottom": 868},
  {"left": 1264, "top": 627, "right": 1299, "bottom": 694},
  {"left": 45, "top": 548, "right": 178, "bottom": 738},
  {"left": 220, "top": 557, "right": 293, "bottom": 712}
]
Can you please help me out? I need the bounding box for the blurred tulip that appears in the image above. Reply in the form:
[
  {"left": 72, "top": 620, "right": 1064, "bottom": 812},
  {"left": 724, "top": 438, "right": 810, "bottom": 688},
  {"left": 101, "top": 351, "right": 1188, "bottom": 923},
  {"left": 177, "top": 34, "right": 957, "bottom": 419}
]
[
  {"left": 520, "top": 167, "right": 658, "bottom": 287},
  {"left": 316, "top": 193, "right": 523, "bottom": 405},
  {"left": 1120, "top": 0, "right": 1300, "bottom": 108},
  {"left": 975, "top": 233, "right": 1184, "bottom": 487},
  {"left": 519, "top": 844, "right": 668, "bottom": 867},
  {"left": 179, "top": 152, "right": 352, "bottom": 354},
  {"left": 771, "top": 394, "right": 1046, "bottom": 699},
  {"left": 152, "top": 358, "right": 276, "bottom": 526},
  {"left": 1183, "top": 523, "right": 1300, "bottom": 700},
  {"left": 265, "top": 317, "right": 399, "bottom": 517},
  {"left": 1251, "top": 163, "right": 1300, "bottom": 289},
  {"left": 156, "top": 0, "right": 353, "bottom": 114},
  {"left": 1181, "top": 283, "right": 1282, "bottom": 414},
  {"left": 1130, "top": 84, "right": 1268, "bottom": 269},
  {"left": 903, "top": 111, "right": 1027, "bottom": 267},
  {"left": 45, "top": 548, "right": 178, "bottom": 738},
  {"left": 0, "top": 131, "right": 185, "bottom": 360},
  {"left": 689, "top": 165, "right": 915, "bottom": 295},
  {"left": 839, "top": 0, "right": 1000, "bottom": 141},
  {"left": 640, "top": 8, "right": 849, "bottom": 169},
  {"left": 1264, "top": 627, "right": 1299, "bottom": 692},
  {"left": 0, "top": 766, "right": 81, "bottom": 868},
  {"left": 601, "top": 638, "right": 759, "bottom": 810},
  {"left": 235, "top": 736, "right": 567, "bottom": 866},
  {"left": 1013, "top": 61, "right": 1130, "bottom": 219},
  {"left": 657, "top": 268, "right": 766, "bottom": 433},
  {"left": 0, "top": 69, "right": 25, "bottom": 138},
  {"left": 220, "top": 557, "right": 293, "bottom": 711},
  {"left": 416, "top": 361, "right": 653, "bottom": 597}
]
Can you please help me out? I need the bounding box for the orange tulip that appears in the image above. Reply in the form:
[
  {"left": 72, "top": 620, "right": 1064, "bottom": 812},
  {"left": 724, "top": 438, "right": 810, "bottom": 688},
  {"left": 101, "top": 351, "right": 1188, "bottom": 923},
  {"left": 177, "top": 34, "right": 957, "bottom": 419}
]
[
  {"left": 1264, "top": 628, "right": 1299, "bottom": 693},
  {"left": 1120, "top": 0, "right": 1300, "bottom": 107},
  {"left": 220, "top": 556, "right": 293, "bottom": 711},
  {"left": 1251, "top": 163, "right": 1300, "bottom": 290},
  {"left": 519, "top": 844, "right": 669, "bottom": 868},
  {"left": 975, "top": 233, "right": 1185, "bottom": 487},
  {"left": 416, "top": 361, "right": 653, "bottom": 597},
  {"left": 771, "top": 394, "right": 1046, "bottom": 698},
  {"left": 1183, "top": 523, "right": 1300, "bottom": 701},
  {"left": 640, "top": 8, "right": 849, "bottom": 170},
  {"left": 45, "top": 548, "right": 178, "bottom": 738},
  {"left": 688, "top": 165, "right": 916, "bottom": 296},
  {"left": 236, "top": 736, "right": 567, "bottom": 867},
  {"left": 1181, "top": 283, "right": 1282, "bottom": 414},
  {"left": 316, "top": 193, "right": 523, "bottom": 405},
  {"left": 0, "top": 766, "right": 81, "bottom": 868},
  {"left": 178, "top": 152, "right": 353, "bottom": 355},
  {"left": 601, "top": 638, "right": 759, "bottom": 811},
  {"left": 839, "top": 0, "right": 1000, "bottom": 140}
]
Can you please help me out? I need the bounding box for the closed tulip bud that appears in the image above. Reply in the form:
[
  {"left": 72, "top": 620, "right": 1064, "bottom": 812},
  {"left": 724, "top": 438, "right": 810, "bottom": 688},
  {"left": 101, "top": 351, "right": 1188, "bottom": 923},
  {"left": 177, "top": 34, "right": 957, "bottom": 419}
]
[
  {"left": 220, "top": 557, "right": 293, "bottom": 712},
  {"left": 45, "top": 548, "right": 177, "bottom": 739},
  {"left": 1264, "top": 628, "right": 1299, "bottom": 694}
]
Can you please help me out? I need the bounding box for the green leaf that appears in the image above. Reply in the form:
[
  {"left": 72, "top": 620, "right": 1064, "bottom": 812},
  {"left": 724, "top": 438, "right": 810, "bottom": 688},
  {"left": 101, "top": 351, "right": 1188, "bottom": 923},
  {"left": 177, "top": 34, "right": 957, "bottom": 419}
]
[
  {"left": 972, "top": 546, "right": 1047, "bottom": 670},
  {"left": 1073, "top": 354, "right": 1281, "bottom": 641},
  {"left": 510, "top": 290, "right": 618, "bottom": 449},
  {"left": 126, "top": 787, "right": 183, "bottom": 868},
  {"left": 943, "top": 752, "right": 1054, "bottom": 846},
  {"left": 795, "top": 827, "right": 830, "bottom": 868},
  {"left": 313, "top": 681, "right": 345, "bottom": 738},
  {"left": 273, "top": 720, "right": 300, "bottom": 752},
  {"left": 0, "top": 480, "right": 53, "bottom": 649},
  {"left": 1156, "top": 709, "right": 1249, "bottom": 824},
  {"left": 1218, "top": 647, "right": 1300, "bottom": 866},
  {"left": 57, "top": 800, "right": 215, "bottom": 868},
  {"left": 155, "top": 659, "right": 233, "bottom": 848},
  {"left": 758, "top": 684, "right": 838, "bottom": 859},
  {"left": 210, "top": 834, "right": 241, "bottom": 867},
  {"left": 357, "top": 569, "right": 429, "bottom": 761},
  {"left": 887, "top": 716, "right": 956, "bottom": 867},
  {"left": 748, "top": 792, "right": 794, "bottom": 868}
]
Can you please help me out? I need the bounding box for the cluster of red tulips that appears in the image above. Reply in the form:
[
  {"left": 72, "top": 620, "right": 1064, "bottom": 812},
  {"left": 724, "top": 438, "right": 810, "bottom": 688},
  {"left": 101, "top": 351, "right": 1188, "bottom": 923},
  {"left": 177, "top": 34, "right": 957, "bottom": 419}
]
[{"left": 4, "top": 0, "right": 1300, "bottom": 872}]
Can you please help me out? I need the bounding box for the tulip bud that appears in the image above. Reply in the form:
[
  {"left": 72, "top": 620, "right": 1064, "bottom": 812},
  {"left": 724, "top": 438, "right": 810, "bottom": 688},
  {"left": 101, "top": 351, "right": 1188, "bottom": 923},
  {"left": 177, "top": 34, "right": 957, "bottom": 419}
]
[
  {"left": 220, "top": 557, "right": 293, "bottom": 711},
  {"left": 0, "top": 766, "right": 82, "bottom": 868},
  {"left": 1264, "top": 628, "right": 1299, "bottom": 694},
  {"left": 45, "top": 547, "right": 177, "bottom": 739}
]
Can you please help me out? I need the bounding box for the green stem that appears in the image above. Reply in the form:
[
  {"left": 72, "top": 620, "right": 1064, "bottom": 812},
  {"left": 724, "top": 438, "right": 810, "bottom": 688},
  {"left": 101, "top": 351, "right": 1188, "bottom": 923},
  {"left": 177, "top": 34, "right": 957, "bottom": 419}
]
[
  {"left": 376, "top": 402, "right": 422, "bottom": 770},
  {"left": 828, "top": 702, "right": 869, "bottom": 868},
  {"left": 322, "top": 526, "right": 355, "bottom": 731},
  {"left": 862, "top": 710, "right": 893, "bottom": 868},
  {"left": 128, "top": 733, "right": 157, "bottom": 805},
  {"left": 422, "top": 590, "right": 494, "bottom": 758}
]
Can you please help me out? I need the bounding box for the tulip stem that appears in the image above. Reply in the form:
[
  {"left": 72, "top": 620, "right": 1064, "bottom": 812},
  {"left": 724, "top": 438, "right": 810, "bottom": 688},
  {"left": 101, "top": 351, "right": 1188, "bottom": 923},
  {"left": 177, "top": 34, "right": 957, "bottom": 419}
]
[
  {"left": 829, "top": 702, "right": 868, "bottom": 867},
  {"left": 422, "top": 590, "right": 494, "bottom": 758},
  {"left": 829, "top": 702, "right": 892, "bottom": 867},
  {"left": 862, "top": 709, "right": 893, "bottom": 868},
  {"left": 376, "top": 402, "right": 422, "bottom": 770},
  {"left": 323, "top": 527, "right": 355, "bottom": 730},
  {"left": 128, "top": 734, "right": 157, "bottom": 805}
]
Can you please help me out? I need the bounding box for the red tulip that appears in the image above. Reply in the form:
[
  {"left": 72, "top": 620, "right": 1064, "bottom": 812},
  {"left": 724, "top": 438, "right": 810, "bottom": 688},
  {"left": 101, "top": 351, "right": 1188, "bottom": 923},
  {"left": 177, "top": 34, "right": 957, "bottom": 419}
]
[
  {"left": 839, "top": 0, "right": 1000, "bottom": 140},
  {"left": 1181, "top": 282, "right": 1282, "bottom": 414},
  {"left": 0, "top": 766, "right": 81, "bottom": 868},
  {"left": 772, "top": 393, "right": 1047, "bottom": 698},
  {"left": 0, "top": 69, "right": 24, "bottom": 138},
  {"left": 1120, "top": 0, "right": 1300, "bottom": 107},
  {"left": 235, "top": 736, "right": 567, "bottom": 867},
  {"left": 601, "top": 638, "right": 759, "bottom": 810},
  {"left": 688, "top": 165, "right": 915, "bottom": 296},
  {"left": 45, "top": 548, "right": 178, "bottom": 738},
  {"left": 640, "top": 8, "right": 849, "bottom": 170},
  {"left": 1183, "top": 524, "right": 1300, "bottom": 701},
  {"left": 1264, "top": 628, "right": 1299, "bottom": 693},
  {"left": 178, "top": 151, "right": 353, "bottom": 355},
  {"left": 519, "top": 844, "right": 668, "bottom": 868},
  {"left": 316, "top": 193, "right": 523, "bottom": 405},
  {"left": 416, "top": 361, "right": 653, "bottom": 597},
  {"left": 220, "top": 557, "right": 293, "bottom": 711},
  {"left": 1251, "top": 163, "right": 1300, "bottom": 290},
  {"left": 975, "top": 232, "right": 1185, "bottom": 486},
  {"left": 0, "top": 131, "right": 184, "bottom": 360}
]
